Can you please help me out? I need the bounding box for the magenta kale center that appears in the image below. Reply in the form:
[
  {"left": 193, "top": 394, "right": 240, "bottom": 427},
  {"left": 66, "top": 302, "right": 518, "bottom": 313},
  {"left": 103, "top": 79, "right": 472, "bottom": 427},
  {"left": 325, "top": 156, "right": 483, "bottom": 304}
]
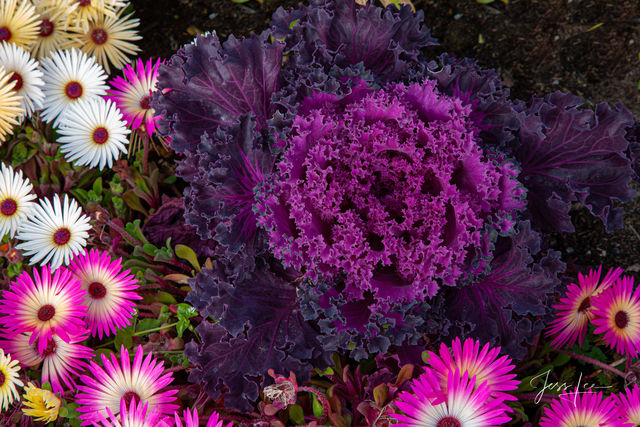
[{"left": 258, "top": 79, "right": 525, "bottom": 302}]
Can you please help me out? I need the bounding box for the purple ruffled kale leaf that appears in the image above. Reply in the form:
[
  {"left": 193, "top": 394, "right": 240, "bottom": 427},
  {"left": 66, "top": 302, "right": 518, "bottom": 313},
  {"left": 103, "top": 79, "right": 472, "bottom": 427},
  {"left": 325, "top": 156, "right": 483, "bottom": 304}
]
[
  {"left": 434, "top": 221, "right": 565, "bottom": 360},
  {"left": 185, "top": 258, "right": 330, "bottom": 411},
  {"left": 152, "top": 31, "right": 284, "bottom": 153},
  {"left": 424, "top": 53, "right": 521, "bottom": 150},
  {"left": 142, "top": 195, "right": 217, "bottom": 258},
  {"left": 514, "top": 92, "right": 636, "bottom": 233},
  {"left": 625, "top": 120, "right": 640, "bottom": 179},
  {"left": 256, "top": 78, "right": 525, "bottom": 303},
  {"left": 176, "top": 115, "right": 273, "bottom": 260},
  {"left": 298, "top": 278, "right": 427, "bottom": 361},
  {"left": 271, "top": 0, "right": 436, "bottom": 82}
]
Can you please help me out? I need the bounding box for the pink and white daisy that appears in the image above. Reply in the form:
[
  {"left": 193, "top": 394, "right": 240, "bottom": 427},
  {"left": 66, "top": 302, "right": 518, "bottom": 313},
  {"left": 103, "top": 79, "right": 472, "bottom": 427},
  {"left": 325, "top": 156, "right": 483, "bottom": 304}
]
[
  {"left": 616, "top": 384, "right": 640, "bottom": 425},
  {"left": 75, "top": 345, "right": 179, "bottom": 425},
  {"left": 174, "top": 408, "right": 231, "bottom": 427},
  {"left": 546, "top": 266, "right": 623, "bottom": 349},
  {"left": 105, "top": 58, "right": 162, "bottom": 136},
  {"left": 0, "top": 331, "right": 93, "bottom": 394},
  {"left": 0, "top": 265, "right": 87, "bottom": 354},
  {"left": 393, "top": 368, "right": 511, "bottom": 426},
  {"left": 58, "top": 97, "right": 130, "bottom": 170},
  {"left": 15, "top": 193, "right": 92, "bottom": 271},
  {"left": 68, "top": 249, "right": 140, "bottom": 339},
  {"left": 40, "top": 48, "right": 108, "bottom": 127},
  {"left": 97, "top": 399, "right": 172, "bottom": 427},
  {"left": 424, "top": 337, "right": 519, "bottom": 403},
  {"left": 539, "top": 388, "right": 626, "bottom": 427},
  {"left": 0, "top": 162, "right": 36, "bottom": 239},
  {"left": 0, "top": 41, "right": 44, "bottom": 118},
  {"left": 591, "top": 275, "right": 640, "bottom": 358}
]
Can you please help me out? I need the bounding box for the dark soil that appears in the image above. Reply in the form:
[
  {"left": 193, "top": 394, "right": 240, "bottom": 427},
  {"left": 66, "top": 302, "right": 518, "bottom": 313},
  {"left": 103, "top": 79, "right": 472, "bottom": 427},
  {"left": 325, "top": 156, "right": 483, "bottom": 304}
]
[{"left": 131, "top": 0, "right": 640, "bottom": 275}]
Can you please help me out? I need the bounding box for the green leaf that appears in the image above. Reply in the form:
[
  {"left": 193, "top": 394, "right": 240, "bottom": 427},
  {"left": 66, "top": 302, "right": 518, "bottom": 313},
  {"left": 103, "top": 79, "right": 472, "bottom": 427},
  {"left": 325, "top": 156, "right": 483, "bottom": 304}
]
[
  {"left": 92, "top": 177, "right": 103, "bottom": 196},
  {"left": 114, "top": 325, "right": 134, "bottom": 349},
  {"left": 6, "top": 261, "right": 22, "bottom": 278},
  {"left": 476, "top": 0, "right": 495, "bottom": 3},
  {"left": 175, "top": 244, "right": 200, "bottom": 272},
  {"left": 176, "top": 318, "right": 189, "bottom": 338},
  {"left": 136, "top": 318, "right": 160, "bottom": 332},
  {"left": 122, "top": 190, "right": 147, "bottom": 214},
  {"left": 232, "top": 0, "right": 250, "bottom": 3},
  {"left": 552, "top": 352, "right": 571, "bottom": 367},
  {"left": 289, "top": 405, "right": 305, "bottom": 425},
  {"left": 156, "top": 291, "right": 177, "bottom": 304},
  {"left": 176, "top": 303, "right": 198, "bottom": 319},
  {"left": 143, "top": 243, "right": 159, "bottom": 256},
  {"left": 311, "top": 393, "right": 323, "bottom": 418}
]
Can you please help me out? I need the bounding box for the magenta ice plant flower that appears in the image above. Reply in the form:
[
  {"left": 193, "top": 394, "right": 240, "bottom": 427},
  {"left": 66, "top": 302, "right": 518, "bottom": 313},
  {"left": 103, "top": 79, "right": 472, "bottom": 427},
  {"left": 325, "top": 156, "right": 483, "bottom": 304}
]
[
  {"left": 97, "top": 398, "right": 172, "bottom": 427},
  {"left": 257, "top": 80, "right": 525, "bottom": 302},
  {"left": 591, "top": 275, "right": 640, "bottom": 358},
  {"left": 546, "top": 266, "right": 623, "bottom": 349},
  {"left": 0, "top": 330, "right": 93, "bottom": 394},
  {"left": 424, "top": 337, "right": 519, "bottom": 404},
  {"left": 539, "top": 388, "right": 627, "bottom": 427},
  {"left": 392, "top": 368, "right": 512, "bottom": 426},
  {"left": 616, "top": 384, "right": 640, "bottom": 425},
  {"left": 173, "top": 408, "right": 231, "bottom": 427},
  {"left": 75, "top": 345, "right": 179, "bottom": 425},
  {"left": 0, "top": 265, "right": 87, "bottom": 354},
  {"left": 68, "top": 248, "right": 141, "bottom": 339},
  {"left": 105, "top": 57, "right": 162, "bottom": 137}
]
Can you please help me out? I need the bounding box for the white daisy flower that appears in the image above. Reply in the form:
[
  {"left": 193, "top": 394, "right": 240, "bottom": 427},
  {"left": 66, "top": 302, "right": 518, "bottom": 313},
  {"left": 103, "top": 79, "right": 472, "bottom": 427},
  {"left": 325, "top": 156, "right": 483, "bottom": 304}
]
[
  {"left": 58, "top": 97, "right": 130, "bottom": 170},
  {"left": 40, "top": 48, "right": 108, "bottom": 127},
  {"left": 0, "top": 42, "right": 44, "bottom": 118},
  {"left": 0, "top": 162, "right": 36, "bottom": 239},
  {"left": 16, "top": 193, "right": 92, "bottom": 271}
]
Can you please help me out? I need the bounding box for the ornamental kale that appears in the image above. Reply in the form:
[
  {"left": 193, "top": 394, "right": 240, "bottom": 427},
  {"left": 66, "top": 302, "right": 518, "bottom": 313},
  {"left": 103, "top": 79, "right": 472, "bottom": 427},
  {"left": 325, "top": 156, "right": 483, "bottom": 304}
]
[
  {"left": 256, "top": 79, "right": 525, "bottom": 302},
  {"left": 152, "top": 0, "right": 638, "bottom": 410}
]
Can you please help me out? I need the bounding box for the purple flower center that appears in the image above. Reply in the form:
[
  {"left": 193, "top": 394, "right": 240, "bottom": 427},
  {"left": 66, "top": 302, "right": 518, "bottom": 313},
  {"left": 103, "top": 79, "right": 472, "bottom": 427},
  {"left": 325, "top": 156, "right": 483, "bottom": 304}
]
[
  {"left": 0, "top": 372, "right": 4, "bottom": 386},
  {"left": 65, "top": 81, "right": 83, "bottom": 100},
  {"left": 122, "top": 391, "right": 140, "bottom": 407},
  {"left": 0, "top": 27, "right": 11, "bottom": 42},
  {"left": 139, "top": 95, "right": 151, "bottom": 110},
  {"left": 437, "top": 417, "right": 461, "bottom": 427},
  {"left": 0, "top": 198, "right": 17, "bottom": 216},
  {"left": 577, "top": 297, "right": 591, "bottom": 313},
  {"left": 53, "top": 227, "right": 71, "bottom": 246},
  {"left": 39, "top": 19, "right": 54, "bottom": 37},
  {"left": 91, "top": 28, "right": 108, "bottom": 45},
  {"left": 42, "top": 339, "right": 57, "bottom": 357},
  {"left": 77, "top": 0, "right": 91, "bottom": 6},
  {"left": 615, "top": 310, "right": 629, "bottom": 329},
  {"left": 37, "top": 304, "right": 55, "bottom": 322},
  {"left": 88, "top": 281, "right": 107, "bottom": 299},
  {"left": 8, "top": 72, "right": 23, "bottom": 91},
  {"left": 92, "top": 127, "right": 109, "bottom": 144}
]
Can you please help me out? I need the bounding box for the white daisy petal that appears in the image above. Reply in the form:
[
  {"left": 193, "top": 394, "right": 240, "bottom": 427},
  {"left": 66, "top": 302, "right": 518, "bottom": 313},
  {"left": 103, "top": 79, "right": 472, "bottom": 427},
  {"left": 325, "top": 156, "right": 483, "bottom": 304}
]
[
  {"left": 15, "top": 194, "right": 92, "bottom": 271},
  {"left": 0, "top": 162, "right": 36, "bottom": 239},
  {"left": 0, "top": 41, "right": 44, "bottom": 118},
  {"left": 58, "top": 97, "right": 130, "bottom": 170},
  {"left": 40, "top": 48, "right": 108, "bottom": 127}
]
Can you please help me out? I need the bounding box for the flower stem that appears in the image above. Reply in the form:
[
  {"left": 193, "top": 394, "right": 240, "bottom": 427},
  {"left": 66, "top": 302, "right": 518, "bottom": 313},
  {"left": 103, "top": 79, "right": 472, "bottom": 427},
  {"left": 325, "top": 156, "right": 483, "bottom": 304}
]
[{"left": 557, "top": 349, "right": 626, "bottom": 378}]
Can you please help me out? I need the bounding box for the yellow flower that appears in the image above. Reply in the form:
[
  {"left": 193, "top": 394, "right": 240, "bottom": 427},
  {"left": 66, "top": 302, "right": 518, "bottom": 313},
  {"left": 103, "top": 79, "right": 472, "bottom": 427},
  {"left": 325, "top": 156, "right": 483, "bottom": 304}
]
[
  {"left": 0, "top": 67, "right": 23, "bottom": 143},
  {"left": 0, "top": 349, "right": 23, "bottom": 411},
  {"left": 0, "top": 0, "right": 41, "bottom": 49},
  {"left": 72, "top": 7, "right": 141, "bottom": 74},
  {"left": 22, "top": 382, "right": 61, "bottom": 423},
  {"left": 31, "top": 0, "right": 77, "bottom": 59}
]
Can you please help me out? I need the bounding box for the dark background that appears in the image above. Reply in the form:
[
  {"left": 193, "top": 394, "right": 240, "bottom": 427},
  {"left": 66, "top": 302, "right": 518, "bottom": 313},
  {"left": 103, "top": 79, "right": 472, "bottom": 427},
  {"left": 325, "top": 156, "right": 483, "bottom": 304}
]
[{"left": 130, "top": 0, "right": 640, "bottom": 275}]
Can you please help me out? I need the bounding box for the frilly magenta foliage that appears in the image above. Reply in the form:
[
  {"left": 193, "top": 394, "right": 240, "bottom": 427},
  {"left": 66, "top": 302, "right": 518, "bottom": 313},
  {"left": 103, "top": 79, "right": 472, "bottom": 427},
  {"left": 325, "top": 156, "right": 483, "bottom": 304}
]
[
  {"left": 257, "top": 79, "right": 525, "bottom": 302},
  {"left": 185, "top": 255, "right": 330, "bottom": 411},
  {"left": 153, "top": 0, "right": 639, "bottom": 409}
]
